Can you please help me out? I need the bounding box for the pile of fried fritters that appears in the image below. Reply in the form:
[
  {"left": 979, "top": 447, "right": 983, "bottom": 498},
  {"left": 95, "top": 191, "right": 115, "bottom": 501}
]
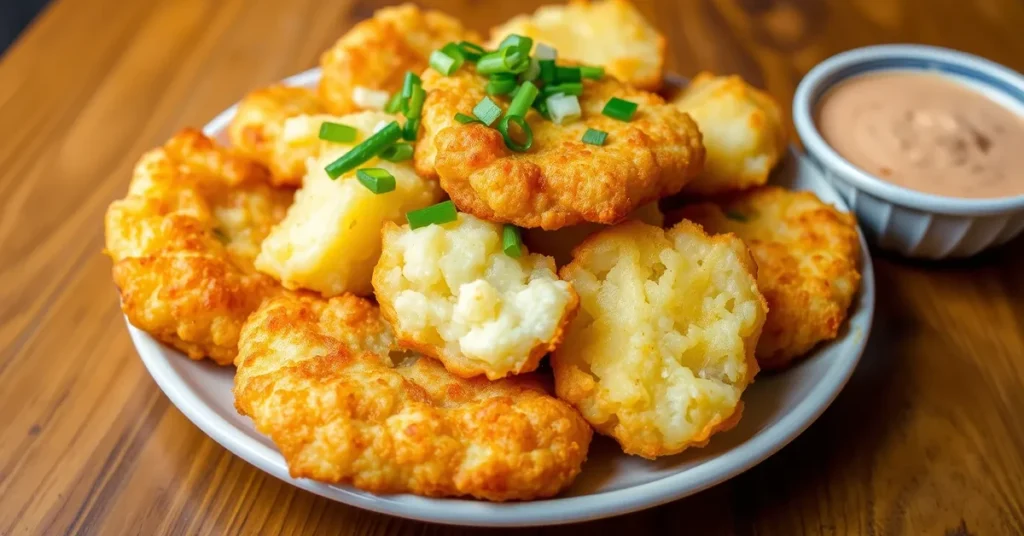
[{"left": 104, "top": 0, "right": 861, "bottom": 500}]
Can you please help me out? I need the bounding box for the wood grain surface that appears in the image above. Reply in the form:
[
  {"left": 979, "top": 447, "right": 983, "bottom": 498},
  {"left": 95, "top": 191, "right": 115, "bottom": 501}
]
[{"left": 1, "top": 0, "right": 1023, "bottom": 534}]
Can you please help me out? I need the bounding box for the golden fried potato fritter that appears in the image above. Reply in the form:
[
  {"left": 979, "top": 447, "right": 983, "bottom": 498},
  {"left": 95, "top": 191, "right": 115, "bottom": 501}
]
[
  {"left": 523, "top": 201, "right": 663, "bottom": 267},
  {"left": 319, "top": 4, "right": 480, "bottom": 115},
  {"left": 488, "top": 0, "right": 666, "bottom": 90},
  {"left": 416, "top": 67, "right": 705, "bottom": 229},
  {"left": 104, "top": 130, "right": 292, "bottom": 365},
  {"left": 674, "top": 186, "right": 861, "bottom": 369},
  {"left": 234, "top": 294, "right": 592, "bottom": 500},
  {"left": 552, "top": 220, "right": 766, "bottom": 458},
  {"left": 673, "top": 73, "right": 787, "bottom": 196},
  {"left": 227, "top": 85, "right": 328, "bottom": 186}
]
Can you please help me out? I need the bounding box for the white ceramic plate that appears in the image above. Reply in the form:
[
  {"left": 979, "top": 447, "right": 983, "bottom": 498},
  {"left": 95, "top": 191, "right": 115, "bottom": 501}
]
[{"left": 126, "top": 68, "right": 875, "bottom": 527}]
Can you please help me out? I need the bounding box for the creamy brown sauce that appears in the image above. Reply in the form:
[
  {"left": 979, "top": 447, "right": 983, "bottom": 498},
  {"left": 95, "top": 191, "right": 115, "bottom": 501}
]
[{"left": 815, "top": 71, "right": 1024, "bottom": 199}]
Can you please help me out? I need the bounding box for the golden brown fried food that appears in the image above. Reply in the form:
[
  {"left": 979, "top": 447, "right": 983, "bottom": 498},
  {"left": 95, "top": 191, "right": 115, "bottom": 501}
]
[
  {"left": 523, "top": 201, "right": 663, "bottom": 267},
  {"left": 234, "top": 293, "right": 592, "bottom": 500},
  {"left": 552, "top": 220, "right": 766, "bottom": 458},
  {"left": 672, "top": 73, "right": 787, "bottom": 196},
  {"left": 488, "top": 0, "right": 665, "bottom": 90},
  {"left": 673, "top": 186, "right": 861, "bottom": 369},
  {"left": 373, "top": 214, "right": 578, "bottom": 380},
  {"left": 104, "top": 130, "right": 293, "bottom": 365},
  {"left": 415, "top": 66, "right": 704, "bottom": 229},
  {"left": 227, "top": 85, "right": 328, "bottom": 186},
  {"left": 319, "top": 4, "right": 480, "bottom": 115}
]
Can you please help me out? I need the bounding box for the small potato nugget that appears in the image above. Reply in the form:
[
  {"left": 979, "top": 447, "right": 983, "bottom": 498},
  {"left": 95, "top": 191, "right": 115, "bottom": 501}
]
[
  {"left": 552, "top": 220, "right": 766, "bottom": 458},
  {"left": 416, "top": 67, "right": 705, "bottom": 229},
  {"left": 104, "top": 129, "right": 292, "bottom": 365},
  {"left": 373, "top": 213, "right": 578, "bottom": 380},
  {"left": 319, "top": 4, "right": 480, "bottom": 115},
  {"left": 256, "top": 112, "right": 443, "bottom": 297},
  {"left": 488, "top": 0, "right": 666, "bottom": 90},
  {"left": 228, "top": 85, "right": 328, "bottom": 186},
  {"left": 234, "top": 293, "right": 592, "bottom": 500},
  {"left": 524, "top": 201, "right": 663, "bottom": 267},
  {"left": 673, "top": 73, "right": 786, "bottom": 196},
  {"left": 675, "top": 186, "right": 861, "bottom": 369}
]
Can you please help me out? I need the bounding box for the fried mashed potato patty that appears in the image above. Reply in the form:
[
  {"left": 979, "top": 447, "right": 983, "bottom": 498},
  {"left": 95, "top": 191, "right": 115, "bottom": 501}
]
[
  {"left": 233, "top": 293, "right": 592, "bottom": 500},
  {"left": 551, "top": 220, "right": 766, "bottom": 458},
  {"left": 672, "top": 73, "right": 786, "bottom": 196},
  {"left": 675, "top": 186, "right": 861, "bottom": 369},
  {"left": 319, "top": 4, "right": 480, "bottom": 115},
  {"left": 256, "top": 112, "right": 443, "bottom": 297},
  {"left": 524, "top": 201, "right": 663, "bottom": 267},
  {"left": 415, "top": 67, "right": 705, "bottom": 230},
  {"left": 104, "top": 129, "right": 293, "bottom": 365},
  {"left": 227, "top": 85, "right": 328, "bottom": 186},
  {"left": 487, "top": 0, "right": 665, "bottom": 90},
  {"left": 373, "top": 214, "right": 578, "bottom": 380}
]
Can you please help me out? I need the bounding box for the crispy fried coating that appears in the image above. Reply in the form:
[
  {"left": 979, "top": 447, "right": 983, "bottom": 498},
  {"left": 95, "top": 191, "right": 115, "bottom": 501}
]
[
  {"left": 416, "top": 67, "right": 705, "bottom": 229},
  {"left": 319, "top": 4, "right": 480, "bottom": 115},
  {"left": 523, "top": 201, "right": 663, "bottom": 267},
  {"left": 552, "top": 220, "right": 766, "bottom": 458},
  {"left": 233, "top": 293, "right": 592, "bottom": 500},
  {"left": 227, "top": 85, "right": 328, "bottom": 186},
  {"left": 256, "top": 112, "right": 444, "bottom": 297},
  {"left": 488, "top": 0, "right": 665, "bottom": 90},
  {"left": 373, "top": 214, "right": 578, "bottom": 380},
  {"left": 104, "top": 130, "right": 293, "bottom": 365},
  {"left": 673, "top": 186, "right": 861, "bottom": 369},
  {"left": 672, "top": 73, "right": 787, "bottom": 196}
]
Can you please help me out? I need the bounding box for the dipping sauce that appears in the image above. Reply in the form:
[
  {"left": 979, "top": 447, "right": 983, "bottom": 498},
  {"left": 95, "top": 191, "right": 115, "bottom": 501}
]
[{"left": 815, "top": 71, "right": 1024, "bottom": 199}]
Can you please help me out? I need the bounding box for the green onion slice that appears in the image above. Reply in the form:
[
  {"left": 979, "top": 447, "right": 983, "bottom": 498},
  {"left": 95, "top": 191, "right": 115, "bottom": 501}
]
[
  {"left": 454, "top": 112, "right": 481, "bottom": 124},
  {"left": 542, "top": 82, "right": 583, "bottom": 97},
  {"left": 356, "top": 168, "right": 397, "bottom": 194},
  {"left": 384, "top": 91, "right": 404, "bottom": 114},
  {"left": 457, "top": 41, "right": 487, "bottom": 62},
  {"left": 555, "top": 66, "right": 582, "bottom": 83},
  {"left": 507, "top": 81, "right": 539, "bottom": 117},
  {"left": 502, "top": 224, "right": 524, "bottom": 258},
  {"left": 405, "top": 85, "right": 426, "bottom": 119},
  {"left": 477, "top": 47, "right": 529, "bottom": 75},
  {"left": 497, "top": 115, "right": 533, "bottom": 152},
  {"left": 379, "top": 142, "right": 413, "bottom": 162},
  {"left": 547, "top": 93, "right": 582, "bottom": 125},
  {"left": 581, "top": 65, "right": 605, "bottom": 80},
  {"left": 318, "top": 121, "right": 358, "bottom": 143},
  {"left": 324, "top": 121, "right": 402, "bottom": 179},
  {"left": 497, "top": 34, "right": 534, "bottom": 56},
  {"left": 402, "top": 117, "right": 420, "bottom": 141},
  {"left": 402, "top": 71, "right": 421, "bottom": 100},
  {"left": 582, "top": 128, "right": 608, "bottom": 146},
  {"left": 533, "top": 98, "right": 551, "bottom": 120},
  {"left": 407, "top": 200, "right": 458, "bottom": 229},
  {"left": 429, "top": 49, "right": 459, "bottom": 76},
  {"left": 472, "top": 97, "right": 503, "bottom": 126},
  {"left": 486, "top": 73, "right": 518, "bottom": 96},
  {"left": 519, "top": 58, "right": 541, "bottom": 82},
  {"left": 602, "top": 97, "right": 638, "bottom": 121},
  {"left": 538, "top": 59, "right": 557, "bottom": 84}
]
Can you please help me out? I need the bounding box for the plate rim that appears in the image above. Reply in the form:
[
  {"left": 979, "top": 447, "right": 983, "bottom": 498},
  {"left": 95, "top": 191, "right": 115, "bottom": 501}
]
[{"left": 128, "top": 67, "right": 876, "bottom": 527}]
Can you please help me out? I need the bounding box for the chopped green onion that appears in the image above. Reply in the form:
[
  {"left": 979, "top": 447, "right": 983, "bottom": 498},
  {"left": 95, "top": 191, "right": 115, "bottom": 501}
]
[
  {"left": 429, "top": 49, "right": 459, "bottom": 75},
  {"left": 502, "top": 224, "right": 524, "bottom": 257},
  {"left": 324, "top": 121, "right": 402, "bottom": 179},
  {"left": 486, "top": 73, "right": 518, "bottom": 96},
  {"left": 403, "top": 117, "right": 420, "bottom": 141},
  {"left": 402, "top": 71, "right": 421, "bottom": 100},
  {"left": 497, "top": 34, "right": 533, "bottom": 56},
  {"left": 442, "top": 42, "right": 465, "bottom": 65},
  {"left": 556, "top": 66, "right": 581, "bottom": 83},
  {"left": 582, "top": 128, "right": 608, "bottom": 146},
  {"left": 534, "top": 43, "right": 557, "bottom": 60},
  {"left": 725, "top": 210, "right": 748, "bottom": 222},
  {"left": 407, "top": 200, "right": 458, "bottom": 229},
  {"left": 497, "top": 115, "right": 533, "bottom": 152},
  {"left": 581, "top": 65, "right": 604, "bottom": 80},
  {"left": 546, "top": 93, "right": 582, "bottom": 125},
  {"left": 539, "top": 59, "right": 557, "bottom": 83},
  {"left": 602, "top": 97, "right": 638, "bottom": 121},
  {"left": 457, "top": 41, "right": 487, "bottom": 62},
  {"left": 384, "top": 91, "right": 404, "bottom": 114},
  {"left": 379, "top": 142, "right": 413, "bottom": 162},
  {"left": 507, "top": 81, "right": 539, "bottom": 117},
  {"left": 519, "top": 58, "right": 541, "bottom": 82},
  {"left": 533, "top": 98, "right": 550, "bottom": 120},
  {"left": 405, "top": 85, "right": 426, "bottom": 119},
  {"left": 454, "top": 112, "right": 481, "bottom": 124},
  {"left": 477, "top": 47, "right": 528, "bottom": 75},
  {"left": 318, "top": 121, "right": 358, "bottom": 143},
  {"left": 542, "top": 82, "right": 583, "bottom": 97},
  {"left": 472, "top": 97, "right": 503, "bottom": 126},
  {"left": 356, "top": 168, "right": 397, "bottom": 194}
]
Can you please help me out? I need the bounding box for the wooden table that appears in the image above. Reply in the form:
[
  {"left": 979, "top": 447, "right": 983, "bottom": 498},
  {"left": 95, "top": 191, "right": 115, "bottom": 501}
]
[{"left": 2, "top": 0, "right": 1023, "bottom": 534}]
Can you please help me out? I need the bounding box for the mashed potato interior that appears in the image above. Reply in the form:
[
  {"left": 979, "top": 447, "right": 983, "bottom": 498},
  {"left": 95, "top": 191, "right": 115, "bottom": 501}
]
[
  {"left": 256, "top": 111, "right": 442, "bottom": 296},
  {"left": 375, "top": 214, "right": 574, "bottom": 379}
]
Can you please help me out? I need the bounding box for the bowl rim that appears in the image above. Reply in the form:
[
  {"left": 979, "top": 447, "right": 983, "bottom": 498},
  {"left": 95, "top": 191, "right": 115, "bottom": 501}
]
[{"left": 793, "top": 43, "right": 1024, "bottom": 216}]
